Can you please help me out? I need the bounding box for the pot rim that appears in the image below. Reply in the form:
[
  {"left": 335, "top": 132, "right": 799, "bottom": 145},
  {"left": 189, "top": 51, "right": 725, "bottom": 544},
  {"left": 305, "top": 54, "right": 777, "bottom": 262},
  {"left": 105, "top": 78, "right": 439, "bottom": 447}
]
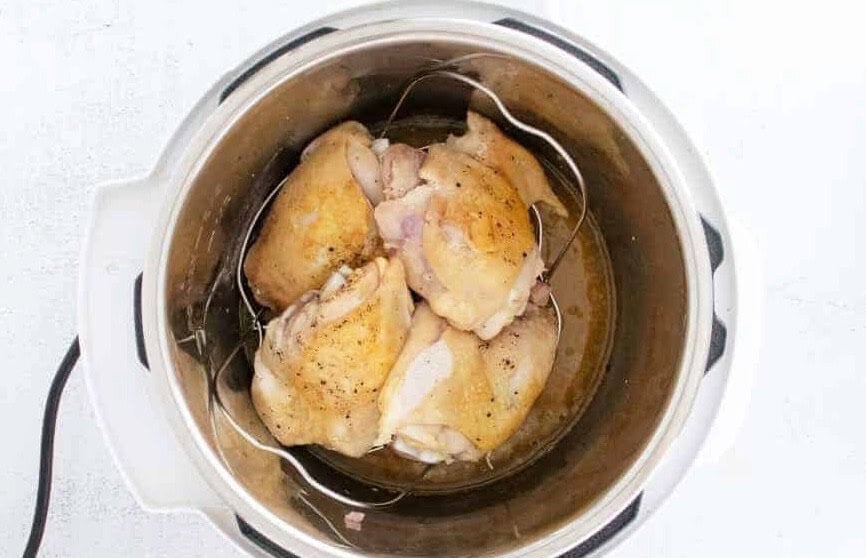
[{"left": 142, "top": 17, "right": 714, "bottom": 558}]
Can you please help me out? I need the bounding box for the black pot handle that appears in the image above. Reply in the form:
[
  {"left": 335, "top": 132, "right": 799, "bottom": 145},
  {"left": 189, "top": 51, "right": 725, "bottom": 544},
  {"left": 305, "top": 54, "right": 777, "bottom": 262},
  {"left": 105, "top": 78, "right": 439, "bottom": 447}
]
[
  {"left": 222, "top": 19, "right": 622, "bottom": 106},
  {"left": 237, "top": 516, "right": 300, "bottom": 558},
  {"left": 557, "top": 494, "right": 642, "bottom": 557},
  {"left": 133, "top": 272, "right": 149, "bottom": 370},
  {"left": 700, "top": 216, "right": 728, "bottom": 373},
  {"left": 493, "top": 18, "right": 623, "bottom": 92},
  {"left": 219, "top": 26, "right": 338, "bottom": 105}
]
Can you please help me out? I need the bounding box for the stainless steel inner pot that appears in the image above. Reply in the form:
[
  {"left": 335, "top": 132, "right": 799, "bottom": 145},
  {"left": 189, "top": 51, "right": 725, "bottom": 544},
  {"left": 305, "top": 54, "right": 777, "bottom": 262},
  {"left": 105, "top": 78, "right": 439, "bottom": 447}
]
[{"left": 141, "top": 6, "right": 718, "bottom": 557}]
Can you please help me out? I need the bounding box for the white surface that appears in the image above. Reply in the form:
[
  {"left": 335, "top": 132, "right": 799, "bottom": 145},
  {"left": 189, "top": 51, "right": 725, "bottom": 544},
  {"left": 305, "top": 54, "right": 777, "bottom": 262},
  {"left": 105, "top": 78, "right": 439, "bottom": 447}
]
[{"left": 1, "top": 0, "right": 864, "bottom": 556}]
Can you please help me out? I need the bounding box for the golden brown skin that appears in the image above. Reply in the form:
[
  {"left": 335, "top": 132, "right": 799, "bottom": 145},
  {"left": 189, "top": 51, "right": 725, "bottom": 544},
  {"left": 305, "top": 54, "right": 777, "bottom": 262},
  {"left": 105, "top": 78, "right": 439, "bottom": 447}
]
[
  {"left": 447, "top": 111, "right": 569, "bottom": 217},
  {"left": 377, "top": 302, "right": 558, "bottom": 462},
  {"left": 421, "top": 143, "right": 536, "bottom": 321},
  {"left": 377, "top": 143, "right": 542, "bottom": 338},
  {"left": 251, "top": 257, "right": 413, "bottom": 457},
  {"left": 244, "top": 122, "right": 381, "bottom": 311}
]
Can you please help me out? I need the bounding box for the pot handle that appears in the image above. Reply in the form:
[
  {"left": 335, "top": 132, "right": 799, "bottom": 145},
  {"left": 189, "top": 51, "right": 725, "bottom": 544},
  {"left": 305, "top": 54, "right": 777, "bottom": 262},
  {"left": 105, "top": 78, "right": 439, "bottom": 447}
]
[
  {"left": 700, "top": 217, "right": 728, "bottom": 372},
  {"left": 218, "top": 26, "right": 337, "bottom": 105},
  {"left": 696, "top": 217, "right": 761, "bottom": 464},
  {"left": 557, "top": 495, "right": 643, "bottom": 557},
  {"left": 79, "top": 177, "right": 224, "bottom": 512},
  {"left": 492, "top": 18, "right": 623, "bottom": 92},
  {"left": 218, "top": 16, "right": 625, "bottom": 108}
]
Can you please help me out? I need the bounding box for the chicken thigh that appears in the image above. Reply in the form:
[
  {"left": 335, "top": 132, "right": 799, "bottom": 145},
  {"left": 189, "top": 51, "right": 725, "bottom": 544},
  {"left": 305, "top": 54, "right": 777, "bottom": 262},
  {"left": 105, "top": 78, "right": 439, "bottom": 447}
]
[
  {"left": 244, "top": 121, "right": 383, "bottom": 311},
  {"left": 375, "top": 142, "right": 545, "bottom": 339},
  {"left": 251, "top": 257, "right": 413, "bottom": 457},
  {"left": 376, "top": 301, "right": 558, "bottom": 463},
  {"left": 447, "top": 111, "right": 568, "bottom": 217}
]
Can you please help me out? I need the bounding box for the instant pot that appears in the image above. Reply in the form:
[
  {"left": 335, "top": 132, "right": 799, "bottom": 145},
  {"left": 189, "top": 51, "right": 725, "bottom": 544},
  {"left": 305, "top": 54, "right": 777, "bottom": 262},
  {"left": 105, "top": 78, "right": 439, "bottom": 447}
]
[{"left": 77, "top": 2, "right": 758, "bottom": 556}]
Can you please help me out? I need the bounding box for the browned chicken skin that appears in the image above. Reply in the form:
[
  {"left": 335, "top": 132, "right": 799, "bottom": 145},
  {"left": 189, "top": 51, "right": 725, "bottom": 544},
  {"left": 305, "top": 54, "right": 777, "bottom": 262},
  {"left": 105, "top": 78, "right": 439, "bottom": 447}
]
[
  {"left": 377, "top": 302, "right": 558, "bottom": 463},
  {"left": 375, "top": 143, "right": 545, "bottom": 339},
  {"left": 244, "top": 122, "right": 382, "bottom": 311},
  {"left": 447, "top": 111, "right": 569, "bottom": 217},
  {"left": 246, "top": 114, "right": 566, "bottom": 461},
  {"left": 251, "top": 257, "right": 413, "bottom": 457}
]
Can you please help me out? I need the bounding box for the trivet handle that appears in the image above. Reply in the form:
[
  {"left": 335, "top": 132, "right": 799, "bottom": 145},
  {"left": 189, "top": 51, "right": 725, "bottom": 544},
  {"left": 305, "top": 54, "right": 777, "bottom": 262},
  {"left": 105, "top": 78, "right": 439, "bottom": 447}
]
[{"left": 79, "top": 176, "right": 223, "bottom": 512}]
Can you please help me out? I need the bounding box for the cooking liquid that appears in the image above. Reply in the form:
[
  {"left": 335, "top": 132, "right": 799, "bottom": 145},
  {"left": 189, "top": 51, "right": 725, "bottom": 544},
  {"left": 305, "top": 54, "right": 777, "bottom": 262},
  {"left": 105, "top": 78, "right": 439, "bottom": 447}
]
[{"left": 296, "top": 116, "right": 617, "bottom": 493}]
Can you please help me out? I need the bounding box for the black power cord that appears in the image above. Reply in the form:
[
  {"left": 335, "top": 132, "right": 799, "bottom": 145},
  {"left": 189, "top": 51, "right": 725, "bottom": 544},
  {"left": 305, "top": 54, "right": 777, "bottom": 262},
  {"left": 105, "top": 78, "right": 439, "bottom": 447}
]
[{"left": 23, "top": 337, "right": 80, "bottom": 558}]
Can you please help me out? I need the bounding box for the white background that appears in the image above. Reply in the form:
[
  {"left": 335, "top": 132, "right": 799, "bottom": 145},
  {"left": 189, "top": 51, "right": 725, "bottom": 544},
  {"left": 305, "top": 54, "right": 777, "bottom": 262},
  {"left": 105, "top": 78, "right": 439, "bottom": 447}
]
[{"left": 2, "top": 0, "right": 865, "bottom": 556}]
